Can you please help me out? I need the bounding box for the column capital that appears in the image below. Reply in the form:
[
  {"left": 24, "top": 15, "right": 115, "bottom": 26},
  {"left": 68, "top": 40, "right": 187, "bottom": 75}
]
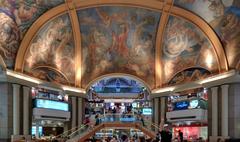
[
  {"left": 12, "top": 83, "right": 20, "bottom": 89},
  {"left": 23, "top": 85, "right": 31, "bottom": 90},
  {"left": 211, "top": 86, "right": 219, "bottom": 93},
  {"left": 221, "top": 84, "right": 229, "bottom": 89}
]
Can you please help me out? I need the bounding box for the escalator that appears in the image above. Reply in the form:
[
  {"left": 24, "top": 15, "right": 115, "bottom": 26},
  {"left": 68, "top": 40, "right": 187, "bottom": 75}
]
[{"left": 56, "top": 114, "right": 160, "bottom": 142}]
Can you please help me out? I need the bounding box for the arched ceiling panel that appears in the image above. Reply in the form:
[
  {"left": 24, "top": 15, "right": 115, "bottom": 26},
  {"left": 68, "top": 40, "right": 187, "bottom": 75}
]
[
  {"left": 0, "top": 0, "right": 64, "bottom": 39},
  {"left": 23, "top": 13, "right": 75, "bottom": 85},
  {"left": 174, "top": 0, "right": 240, "bottom": 68},
  {"left": 0, "top": 0, "right": 64, "bottom": 69},
  {"left": 78, "top": 6, "right": 161, "bottom": 89},
  {"left": 162, "top": 15, "right": 218, "bottom": 86},
  {"left": 168, "top": 67, "right": 211, "bottom": 86}
]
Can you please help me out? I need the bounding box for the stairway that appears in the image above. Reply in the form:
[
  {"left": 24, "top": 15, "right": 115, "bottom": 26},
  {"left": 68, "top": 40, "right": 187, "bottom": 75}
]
[{"left": 66, "top": 122, "right": 156, "bottom": 142}]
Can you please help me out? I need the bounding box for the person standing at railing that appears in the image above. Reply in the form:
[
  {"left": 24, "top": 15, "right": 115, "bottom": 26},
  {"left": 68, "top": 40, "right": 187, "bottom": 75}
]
[
  {"left": 139, "top": 114, "right": 145, "bottom": 126},
  {"left": 112, "top": 107, "right": 117, "bottom": 121},
  {"left": 84, "top": 116, "right": 90, "bottom": 128},
  {"left": 156, "top": 131, "right": 161, "bottom": 142},
  {"left": 95, "top": 114, "right": 100, "bottom": 126}
]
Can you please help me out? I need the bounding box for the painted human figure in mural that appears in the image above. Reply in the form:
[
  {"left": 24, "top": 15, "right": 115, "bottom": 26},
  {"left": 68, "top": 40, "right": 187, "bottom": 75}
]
[
  {"left": 208, "top": 0, "right": 240, "bottom": 67},
  {"left": 13, "top": 0, "right": 37, "bottom": 25},
  {"left": 89, "top": 29, "right": 98, "bottom": 65},
  {"left": 111, "top": 23, "right": 129, "bottom": 58}
]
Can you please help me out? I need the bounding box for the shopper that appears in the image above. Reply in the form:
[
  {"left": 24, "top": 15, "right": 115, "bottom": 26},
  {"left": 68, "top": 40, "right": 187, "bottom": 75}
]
[
  {"left": 95, "top": 114, "right": 100, "bottom": 126},
  {"left": 178, "top": 130, "right": 183, "bottom": 142}
]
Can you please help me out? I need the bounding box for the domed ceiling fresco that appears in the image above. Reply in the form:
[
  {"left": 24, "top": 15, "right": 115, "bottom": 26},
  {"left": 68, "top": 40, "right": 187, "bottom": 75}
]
[
  {"left": 0, "top": 0, "right": 64, "bottom": 68},
  {"left": 78, "top": 6, "right": 161, "bottom": 88},
  {"left": 162, "top": 16, "right": 218, "bottom": 85},
  {"left": 23, "top": 14, "right": 75, "bottom": 85},
  {"left": 0, "top": 0, "right": 239, "bottom": 90},
  {"left": 175, "top": 0, "right": 240, "bottom": 69}
]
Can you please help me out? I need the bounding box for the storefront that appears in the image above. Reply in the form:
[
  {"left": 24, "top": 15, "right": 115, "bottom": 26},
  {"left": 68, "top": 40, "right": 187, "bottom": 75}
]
[
  {"left": 31, "top": 87, "right": 70, "bottom": 139},
  {"left": 166, "top": 88, "right": 208, "bottom": 141}
]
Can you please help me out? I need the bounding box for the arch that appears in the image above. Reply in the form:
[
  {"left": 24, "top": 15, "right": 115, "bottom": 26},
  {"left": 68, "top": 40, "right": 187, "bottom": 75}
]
[
  {"left": 0, "top": 56, "right": 6, "bottom": 71},
  {"left": 167, "top": 67, "right": 211, "bottom": 86},
  {"left": 14, "top": 4, "right": 68, "bottom": 72},
  {"left": 31, "top": 66, "right": 70, "bottom": 85},
  {"left": 169, "top": 6, "right": 228, "bottom": 72},
  {"left": 13, "top": 0, "right": 229, "bottom": 91},
  {"left": 84, "top": 73, "right": 151, "bottom": 93}
]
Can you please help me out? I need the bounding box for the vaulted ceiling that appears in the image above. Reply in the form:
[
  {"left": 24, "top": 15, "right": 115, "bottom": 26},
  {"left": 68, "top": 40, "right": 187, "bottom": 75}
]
[{"left": 0, "top": 0, "right": 239, "bottom": 90}]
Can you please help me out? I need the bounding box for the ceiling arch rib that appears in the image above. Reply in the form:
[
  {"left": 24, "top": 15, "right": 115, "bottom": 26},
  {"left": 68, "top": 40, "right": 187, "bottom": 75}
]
[
  {"left": 66, "top": 0, "right": 82, "bottom": 87},
  {"left": 155, "top": 0, "right": 173, "bottom": 88}
]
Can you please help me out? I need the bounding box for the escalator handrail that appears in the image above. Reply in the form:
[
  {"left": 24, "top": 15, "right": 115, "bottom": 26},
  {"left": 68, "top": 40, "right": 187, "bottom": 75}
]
[{"left": 53, "top": 123, "right": 87, "bottom": 139}]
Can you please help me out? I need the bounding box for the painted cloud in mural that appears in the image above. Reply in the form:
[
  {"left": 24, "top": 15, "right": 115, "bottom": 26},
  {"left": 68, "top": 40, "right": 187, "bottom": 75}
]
[
  {"left": 162, "top": 16, "right": 217, "bottom": 85},
  {"left": 78, "top": 6, "right": 161, "bottom": 88},
  {"left": 0, "top": 0, "right": 64, "bottom": 39},
  {"left": 0, "top": 0, "right": 64, "bottom": 68},
  {"left": 175, "top": 0, "right": 240, "bottom": 68},
  {"left": 24, "top": 14, "right": 75, "bottom": 85},
  {"left": 0, "top": 12, "right": 19, "bottom": 68}
]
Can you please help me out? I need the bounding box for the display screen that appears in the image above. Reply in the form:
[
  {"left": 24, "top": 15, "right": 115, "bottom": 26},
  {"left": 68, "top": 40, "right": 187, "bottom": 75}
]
[
  {"left": 132, "top": 102, "right": 137, "bottom": 108},
  {"left": 31, "top": 126, "right": 43, "bottom": 136},
  {"left": 142, "top": 108, "right": 152, "bottom": 115},
  {"left": 174, "top": 101, "right": 189, "bottom": 110},
  {"left": 34, "top": 99, "right": 69, "bottom": 111},
  {"left": 189, "top": 100, "right": 199, "bottom": 109}
]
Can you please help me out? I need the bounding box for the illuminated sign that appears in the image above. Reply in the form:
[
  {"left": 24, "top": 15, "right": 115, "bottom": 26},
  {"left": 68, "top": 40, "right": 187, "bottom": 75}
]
[
  {"left": 132, "top": 103, "right": 137, "bottom": 108},
  {"left": 34, "top": 99, "right": 69, "bottom": 111},
  {"left": 189, "top": 100, "right": 199, "bottom": 109},
  {"left": 142, "top": 108, "right": 152, "bottom": 115},
  {"left": 31, "top": 126, "right": 43, "bottom": 135},
  {"left": 174, "top": 101, "right": 189, "bottom": 110}
]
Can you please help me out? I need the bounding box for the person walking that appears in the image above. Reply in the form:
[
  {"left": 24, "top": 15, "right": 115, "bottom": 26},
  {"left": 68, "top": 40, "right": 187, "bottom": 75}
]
[{"left": 178, "top": 130, "right": 183, "bottom": 142}]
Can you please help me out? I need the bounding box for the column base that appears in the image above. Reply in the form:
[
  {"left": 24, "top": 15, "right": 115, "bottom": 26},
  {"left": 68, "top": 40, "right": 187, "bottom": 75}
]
[
  {"left": 209, "top": 136, "right": 230, "bottom": 142},
  {"left": 11, "top": 135, "right": 31, "bottom": 142}
]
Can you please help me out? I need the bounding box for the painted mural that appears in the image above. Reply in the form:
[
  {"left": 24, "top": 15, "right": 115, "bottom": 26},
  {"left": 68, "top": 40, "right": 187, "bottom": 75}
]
[
  {"left": 24, "top": 14, "right": 75, "bottom": 85},
  {"left": 168, "top": 67, "right": 211, "bottom": 85},
  {"left": 174, "top": 0, "right": 240, "bottom": 68},
  {"left": 78, "top": 6, "right": 161, "bottom": 89},
  {"left": 0, "top": 0, "right": 64, "bottom": 68},
  {"left": 162, "top": 16, "right": 217, "bottom": 85},
  {"left": 0, "top": 11, "right": 19, "bottom": 68},
  {"left": 0, "top": 0, "right": 64, "bottom": 39}
]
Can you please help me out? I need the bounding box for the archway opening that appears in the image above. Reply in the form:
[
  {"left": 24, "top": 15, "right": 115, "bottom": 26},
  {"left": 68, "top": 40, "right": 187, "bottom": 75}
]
[{"left": 83, "top": 75, "right": 153, "bottom": 140}]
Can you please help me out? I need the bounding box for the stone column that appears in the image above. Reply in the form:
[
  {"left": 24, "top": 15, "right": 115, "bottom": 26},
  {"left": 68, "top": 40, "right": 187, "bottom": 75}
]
[
  {"left": 211, "top": 87, "right": 219, "bottom": 136},
  {"left": 154, "top": 98, "right": 160, "bottom": 131},
  {"left": 35, "top": 122, "right": 39, "bottom": 139},
  {"left": 23, "top": 86, "right": 30, "bottom": 135},
  {"left": 71, "top": 97, "right": 77, "bottom": 130},
  {"left": 160, "top": 97, "right": 166, "bottom": 130},
  {"left": 12, "top": 84, "right": 20, "bottom": 135},
  {"left": 78, "top": 97, "right": 83, "bottom": 126},
  {"left": 221, "top": 85, "right": 229, "bottom": 137}
]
